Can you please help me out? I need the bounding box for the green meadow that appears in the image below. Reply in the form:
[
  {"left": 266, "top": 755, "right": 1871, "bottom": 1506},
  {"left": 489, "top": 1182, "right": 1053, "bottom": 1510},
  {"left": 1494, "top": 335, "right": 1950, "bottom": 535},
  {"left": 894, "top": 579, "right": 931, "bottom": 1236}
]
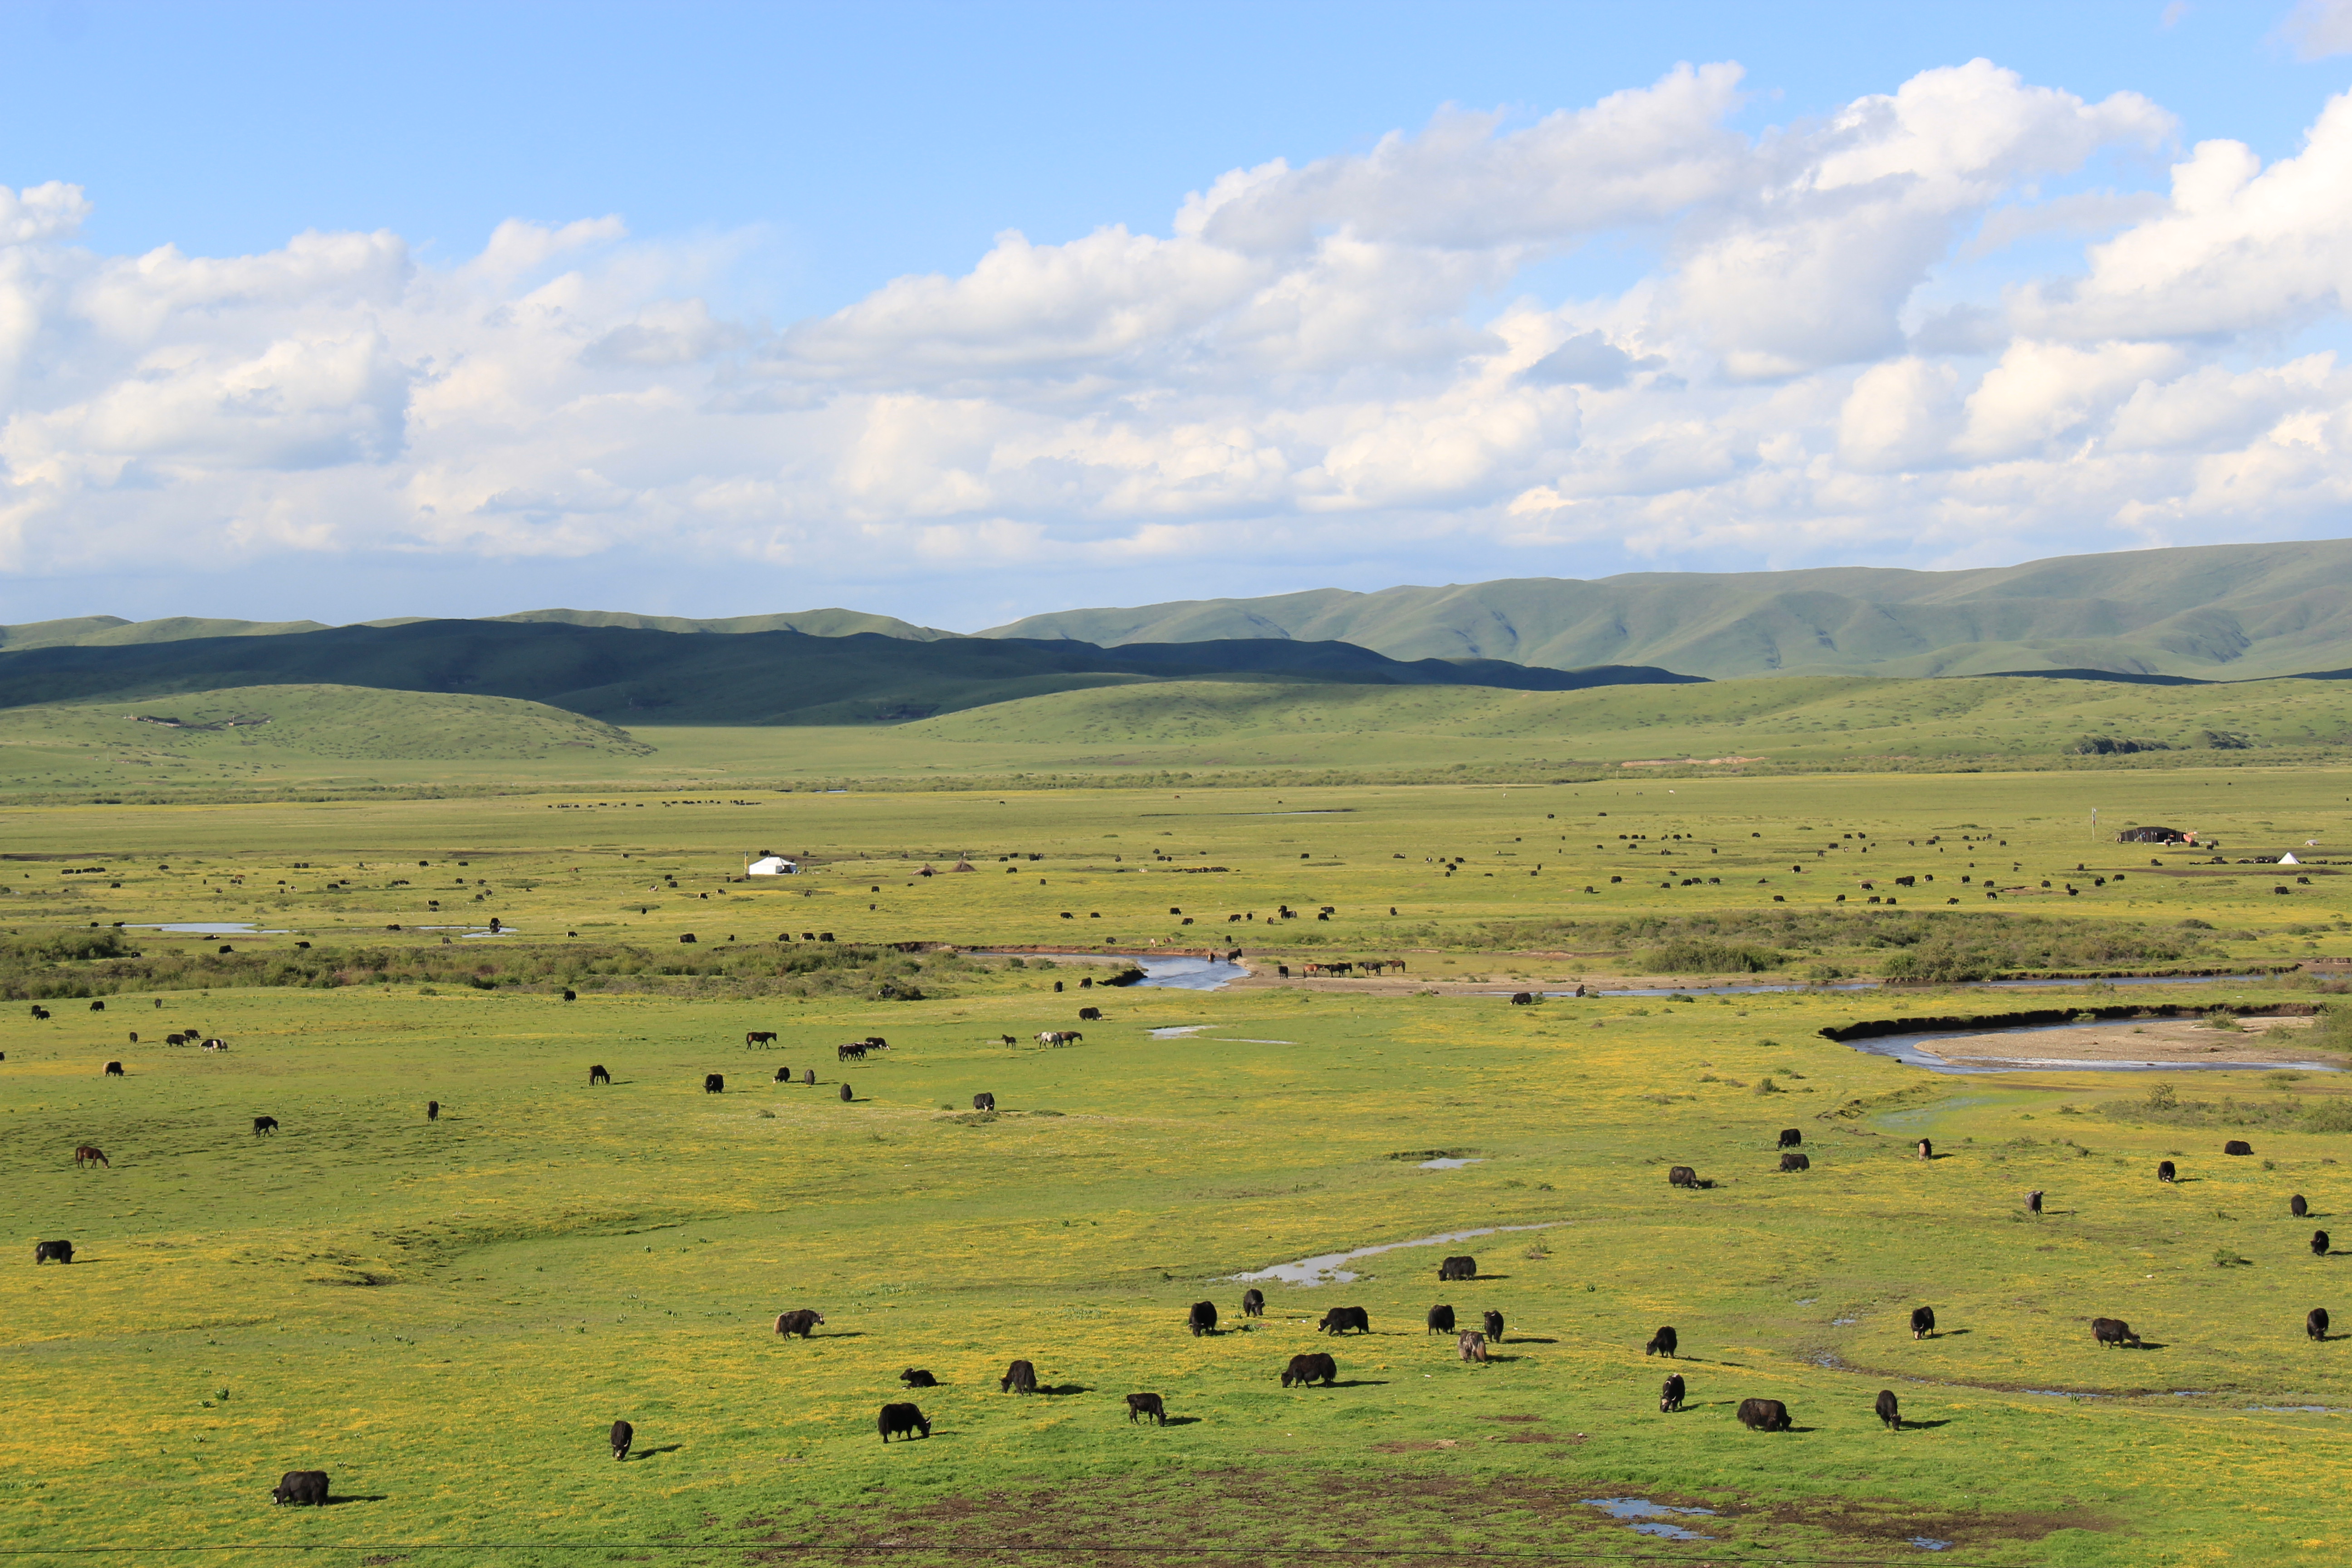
[
  {"left": 5, "top": 685, "right": 2352, "bottom": 1563},
  {"left": 6, "top": 671, "right": 2352, "bottom": 801}
]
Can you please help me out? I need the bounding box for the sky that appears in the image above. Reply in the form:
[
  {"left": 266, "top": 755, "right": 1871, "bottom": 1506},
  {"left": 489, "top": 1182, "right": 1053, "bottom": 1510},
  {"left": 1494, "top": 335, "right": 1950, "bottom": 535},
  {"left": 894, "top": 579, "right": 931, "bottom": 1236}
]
[{"left": 5, "top": 0, "right": 2352, "bottom": 631}]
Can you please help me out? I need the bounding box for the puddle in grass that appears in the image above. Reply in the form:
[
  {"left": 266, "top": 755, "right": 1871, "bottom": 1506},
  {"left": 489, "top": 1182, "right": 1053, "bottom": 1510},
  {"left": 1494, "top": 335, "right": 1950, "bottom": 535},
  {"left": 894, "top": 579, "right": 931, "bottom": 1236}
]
[
  {"left": 1910, "top": 1539, "right": 1954, "bottom": 1552},
  {"left": 1418, "top": 1157, "right": 1486, "bottom": 1169},
  {"left": 1231, "top": 1223, "right": 1563, "bottom": 1286},
  {"left": 1580, "top": 1499, "right": 1718, "bottom": 1542},
  {"left": 973, "top": 952, "right": 1245, "bottom": 990},
  {"left": 126, "top": 922, "right": 290, "bottom": 934}
]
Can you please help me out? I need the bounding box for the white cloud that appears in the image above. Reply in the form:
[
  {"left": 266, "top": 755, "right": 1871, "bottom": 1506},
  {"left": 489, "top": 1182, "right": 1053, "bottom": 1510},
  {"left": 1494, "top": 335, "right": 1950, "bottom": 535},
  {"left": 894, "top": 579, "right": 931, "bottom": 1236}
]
[
  {"left": 2281, "top": 0, "right": 2352, "bottom": 59},
  {"left": 9, "top": 60, "right": 2352, "bottom": 608}
]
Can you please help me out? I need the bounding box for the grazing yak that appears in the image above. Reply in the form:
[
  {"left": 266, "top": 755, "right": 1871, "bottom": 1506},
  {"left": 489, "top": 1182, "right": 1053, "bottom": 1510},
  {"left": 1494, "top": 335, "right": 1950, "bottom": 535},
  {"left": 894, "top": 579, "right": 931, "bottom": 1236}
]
[
  {"left": 877, "top": 1402, "right": 931, "bottom": 1442},
  {"left": 1282, "top": 1352, "right": 1338, "bottom": 1387},
  {"left": 1510, "top": 992, "right": 1534, "bottom": 1005},
  {"left": 1917, "top": 1139, "right": 1934, "bottom": 1160},
  {"left": 426, "top": 1101, "right": 439, "bottom": 1122},
  {"left": 1456, "top": 1331, "right": 1488, "bottom": 1364},
  {"left": 1646, "top": 1326, "right": 1678, "bottom": 1358},
  {"left": 1876, "top": 1390, "right": 1901, "bottom": 1431},
  {"left": 773, "top": 1068, "right": 792, "bottom": 1083},
  {"left": 1736, "top": 1398, "right": 1793, "bottom": 1432},
  {"left": 104, "top": 1061, "right": 124, "bottom": 1078},
  {"left": 1776, "top": 1128, "right": 1802, "bottom": 1149},
  {"left": 1318, "top": 1306, "right": 1371, "bottom": 1335},
  {"left": 2314, "top": 1230, "right": 2333, "bottom": 1257},
  {"left": 1242, "top": 1288, "right": 1265, "bottom": 1318},
  {"left": 270, "top": 1471, "right": 329, "bottom": 1506},
  {"left": 774, "top": 1310, "right": 824, "bottom": 1339},
  {"left": 2092, "top": 1317, "right": 2142, "bottom": 1348},
  {"left": 252, "top": 1116, "right": 279, "bottom": 1136},
  {"left": 703, "top": 1073, "right": 725, "bottom": 1094},
  {"left": 1126, "top": 1392, "right": 1168, "bottom": 1425},
  {"left": 838, "top": 1083, "right": 853, "bottom": 1102},
  {"left": 1188, "top": 1300, "right": 1219, "bottom": 1336},
  {"left": 837, "top": 1044, "right": 867, "bottom": 1063},
  {"left": 610, "top": 1420, "right": 633, "bottom": 1460},
  {"left": 2293, "top": 1194, "right": 2311, "bottom": 1218},
  {"left": 2157, "top": 1161, "right": 2176, "bottom": 1182},
  {"left": 1668, "top": 1165, "right": 1700, "bottom": 1189},
  {"left": 1000, "top": 1359, "right": 1039, "bottom": 1394},
  {"left": 1779, "top": 1151, "right": 1810, "bottom": 1172},
  {"left": 972, "top": 1093, "right": 997, "bottom": 1112},
  {"left": 900, "top": 1368, "right": 939, "bottom": 1388},
  {"left": 2309, "top": 1308, "right": 2331, "bottom": 1343},
  {"left": 1659, "top": 1373, "right": 1686, "bottom": 1412},
  {"left": 74, "top": 1145, "right": 108, "bottom": 1169},
  {"left": 589, "top": 1065, "right": 611, "bottom": 1085},
  {"left": 1911, "top": 1306, "right": 1937, "bottom": 1340},
  {"left": 1437, "top": 1255, "right": 1477, "bottom": 1282},
  {"left": 2025, "top": 1190, "right": 2044, "bottom": 1215},
  {"left": 2225, "top": 1140, "right": 2255, "bottom": 1156},
  {"left": 1426, "top": 1304, "right": 1455, "bottom": 1334},
  {"left": 1483, "top": 1310, "right": 1504, "bottom": 1342},
  {"left": 1078, "top": 1007, "right": 1102, "bottom": 1021},
  {"left": 34, "top": 1240, "right": 73, "bottom": 1264}
]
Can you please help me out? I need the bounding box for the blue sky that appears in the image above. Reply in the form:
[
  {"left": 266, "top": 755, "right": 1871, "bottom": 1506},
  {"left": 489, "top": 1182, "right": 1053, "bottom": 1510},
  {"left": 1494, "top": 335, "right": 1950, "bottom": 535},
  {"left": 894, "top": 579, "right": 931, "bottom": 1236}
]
[{"left": 4, "top": 0, "right": 2352, "bottom": 628}]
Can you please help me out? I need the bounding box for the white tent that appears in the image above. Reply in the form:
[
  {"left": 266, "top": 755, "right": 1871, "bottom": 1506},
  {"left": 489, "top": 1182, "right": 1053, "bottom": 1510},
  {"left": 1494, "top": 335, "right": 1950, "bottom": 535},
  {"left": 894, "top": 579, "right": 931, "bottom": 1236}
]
[
  {"left": 2281, "top": 852, "right": 2300, "bottom": 865},
  {"left": 747, "top": 855, "right": 797, "bottom": 876}
]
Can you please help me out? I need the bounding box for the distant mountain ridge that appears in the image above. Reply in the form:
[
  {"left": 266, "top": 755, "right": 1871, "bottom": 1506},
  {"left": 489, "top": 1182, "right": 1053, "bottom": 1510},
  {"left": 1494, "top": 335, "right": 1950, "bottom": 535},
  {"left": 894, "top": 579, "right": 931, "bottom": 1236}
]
[
  {"left": 975, "top": 538, "right": 2352, "bottom": 679},
  {"left": 10, "top": 537, "right": 2350, "bottom": 680},
  {"left": 0, "top": 621, "right": 1695, "bottom": 726}
]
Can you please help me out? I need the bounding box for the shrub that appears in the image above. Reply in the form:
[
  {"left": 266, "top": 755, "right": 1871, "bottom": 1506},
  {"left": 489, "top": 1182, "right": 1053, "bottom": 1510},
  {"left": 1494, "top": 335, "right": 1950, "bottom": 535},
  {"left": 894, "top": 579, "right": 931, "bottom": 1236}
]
[{"left": 1642, "top": 939, "right": 1781, "bottom": 974}]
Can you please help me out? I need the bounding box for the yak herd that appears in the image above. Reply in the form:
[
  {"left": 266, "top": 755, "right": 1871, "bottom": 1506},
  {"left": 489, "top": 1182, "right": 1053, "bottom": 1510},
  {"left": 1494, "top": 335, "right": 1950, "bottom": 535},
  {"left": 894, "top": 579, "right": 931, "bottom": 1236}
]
[{"left": 31, "top": 1002, "right": 2347, "bottom": 1503}]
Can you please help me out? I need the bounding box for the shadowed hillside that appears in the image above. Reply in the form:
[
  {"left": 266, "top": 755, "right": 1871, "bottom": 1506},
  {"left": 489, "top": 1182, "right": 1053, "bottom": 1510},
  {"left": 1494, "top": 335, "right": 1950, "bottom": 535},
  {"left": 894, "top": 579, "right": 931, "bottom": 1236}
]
[
  {"left": 979, "top": 537, "right": 2352, "bottom": 679},
  {"left": 0, "top": 620, "right": 1697, "bottom": 726}
]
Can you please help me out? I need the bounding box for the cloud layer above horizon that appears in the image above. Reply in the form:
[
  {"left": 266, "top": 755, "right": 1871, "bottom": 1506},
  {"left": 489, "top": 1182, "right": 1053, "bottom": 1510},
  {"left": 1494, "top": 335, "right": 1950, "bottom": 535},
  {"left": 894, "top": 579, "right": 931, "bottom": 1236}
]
[{"left": 7, "top": 56, "right": 2352, "bottom": 604}]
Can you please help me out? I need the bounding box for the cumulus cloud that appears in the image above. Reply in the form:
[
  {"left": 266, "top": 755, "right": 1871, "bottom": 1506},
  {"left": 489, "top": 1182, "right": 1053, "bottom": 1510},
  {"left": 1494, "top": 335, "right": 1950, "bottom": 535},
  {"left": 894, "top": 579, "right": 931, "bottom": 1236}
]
[{"left": 6, "top": 58, "right": 2352, "bottom": 607}]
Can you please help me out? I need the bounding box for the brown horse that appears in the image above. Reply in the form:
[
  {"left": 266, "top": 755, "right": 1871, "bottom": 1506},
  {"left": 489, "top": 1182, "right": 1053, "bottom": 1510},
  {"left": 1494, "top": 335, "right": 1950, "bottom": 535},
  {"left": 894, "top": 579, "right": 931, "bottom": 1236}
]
[
  {"left": 746, "top": 1031, "right": 778, "bottom": 1048},
  {"left": 74, "top": 1145, "right": 109, "bottom": 1168}
]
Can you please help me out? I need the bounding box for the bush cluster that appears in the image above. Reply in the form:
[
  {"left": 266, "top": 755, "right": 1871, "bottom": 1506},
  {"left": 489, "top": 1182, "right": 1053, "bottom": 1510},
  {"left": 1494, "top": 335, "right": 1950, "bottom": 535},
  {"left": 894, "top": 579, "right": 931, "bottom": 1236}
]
[{"left": 0, "top": 933, "right": 969, "bottom": 1002}]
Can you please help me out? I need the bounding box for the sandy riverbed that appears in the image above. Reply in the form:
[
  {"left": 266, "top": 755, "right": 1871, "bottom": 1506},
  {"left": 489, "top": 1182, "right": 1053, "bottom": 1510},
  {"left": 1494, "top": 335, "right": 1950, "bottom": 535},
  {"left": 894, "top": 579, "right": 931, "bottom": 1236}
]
[{"left": 1915, "top": 1015, "right": 2328, "bottom": 1068}]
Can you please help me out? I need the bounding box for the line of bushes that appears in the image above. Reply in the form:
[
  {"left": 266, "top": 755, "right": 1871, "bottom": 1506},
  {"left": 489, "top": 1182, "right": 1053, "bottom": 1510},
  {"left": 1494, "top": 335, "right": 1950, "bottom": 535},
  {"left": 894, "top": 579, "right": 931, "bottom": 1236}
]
[
  {"left": 1476, "top": 909, "right": 2219, "bottom": 980},
  {"left": 0, "top": 932, "right": 978, "bottom": 1002}
]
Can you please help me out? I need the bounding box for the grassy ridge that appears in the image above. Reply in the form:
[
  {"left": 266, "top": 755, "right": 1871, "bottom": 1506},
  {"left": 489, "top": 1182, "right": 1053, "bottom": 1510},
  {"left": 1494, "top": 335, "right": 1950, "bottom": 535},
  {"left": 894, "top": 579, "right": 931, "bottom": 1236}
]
[
  {"left": 6, "top": 669, "right": 2352, "bottom": 803},
  {"left": 981, "top": 536, "right": 2352, "bottom": 679},
  {"left": 0, "top": 685, "right": 650, "bottom": 801}
]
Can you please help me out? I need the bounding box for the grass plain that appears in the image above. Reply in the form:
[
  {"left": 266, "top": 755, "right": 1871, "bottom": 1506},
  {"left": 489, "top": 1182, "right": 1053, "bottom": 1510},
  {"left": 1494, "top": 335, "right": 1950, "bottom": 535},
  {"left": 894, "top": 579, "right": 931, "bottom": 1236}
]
[
  {"left": 5, "top": 698, "right": 2352, "bottom": 1563},
  {"left": 5, "top": 671, "right": 2352, "bottom": 804}
]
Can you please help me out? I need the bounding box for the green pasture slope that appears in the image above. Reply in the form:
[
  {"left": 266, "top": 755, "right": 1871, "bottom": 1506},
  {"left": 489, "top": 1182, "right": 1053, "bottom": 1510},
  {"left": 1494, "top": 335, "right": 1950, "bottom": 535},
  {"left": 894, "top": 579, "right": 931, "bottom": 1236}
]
[
  {"left": 5, "top": 669, "right": 2352, "bottom": 802},
  {"left": 5, "top": 766, "right": 2352, "bottom": 1562}
]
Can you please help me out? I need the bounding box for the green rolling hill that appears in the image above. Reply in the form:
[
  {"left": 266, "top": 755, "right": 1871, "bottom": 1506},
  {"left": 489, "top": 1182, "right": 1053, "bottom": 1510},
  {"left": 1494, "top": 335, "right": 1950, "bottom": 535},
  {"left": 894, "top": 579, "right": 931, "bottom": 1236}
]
[
  {"left": 0, "top": 620, "right": 1694, "bottom": 727},
  {"left": 977, "top": 537, "right": 2352, "bottom": 679},
  {"left": 0, "top": 685, "right": 650, "bottom": 779},
  {"left": 884, "top": 671, "right": 2352, "bottom": 770}
]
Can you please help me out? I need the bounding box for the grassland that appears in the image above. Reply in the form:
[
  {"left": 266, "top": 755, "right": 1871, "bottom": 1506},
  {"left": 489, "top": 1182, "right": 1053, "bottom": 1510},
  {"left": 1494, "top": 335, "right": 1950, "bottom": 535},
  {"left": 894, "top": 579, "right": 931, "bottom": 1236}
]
[
  {"left": 6, "top": 763, "right": 2352, "bottom": 1564},
  {"left": 4, "top": 670, "right": 2352, "bottom": 804}
]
